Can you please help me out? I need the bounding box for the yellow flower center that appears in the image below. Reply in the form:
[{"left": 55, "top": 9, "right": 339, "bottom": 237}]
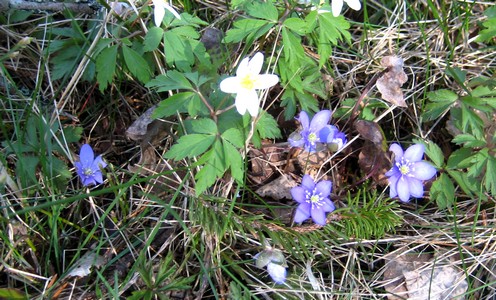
[
  {"left": 84, "top": 168, "right": 94, "bottom": 176},
  {"left": 310, "top": 195, "right": 320, "bottom": 203},
  {"left": 240, "top": 74, "right": 256, "bottom": 90},
  {"left": 399, "top": 165, "right": 410, "bottom": 175},
  {"left": 308, "top": 133, "right": 317, "bottom": 143}
]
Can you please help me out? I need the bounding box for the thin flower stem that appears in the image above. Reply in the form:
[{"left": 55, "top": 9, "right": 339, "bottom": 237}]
[{"left": 196, "top": 91, "right": 217, "bottom": 123}]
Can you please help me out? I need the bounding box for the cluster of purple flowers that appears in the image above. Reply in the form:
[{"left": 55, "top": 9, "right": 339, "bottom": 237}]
[
  {"left": 287, "top": 110, "right": 437, "bottom": 228},
  {"left": 288, "top": 110, "right": 347, "bottom": 153}
]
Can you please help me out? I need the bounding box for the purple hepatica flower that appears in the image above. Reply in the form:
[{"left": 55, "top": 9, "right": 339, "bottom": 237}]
[
  {"left": 291, "top": 174, "right": 335, "bottom": 226},
  {"left": 75, "top": 144, "right": 107, "bottom": 186},
  {"left": 385, "top": 143, "right": 437, "bottom": 202},
  {"left": 319, "top": 125, "right": 347, "bottom": 152},
  {"left": 288, "top": 110, "right": 332, "bottom": 153}
]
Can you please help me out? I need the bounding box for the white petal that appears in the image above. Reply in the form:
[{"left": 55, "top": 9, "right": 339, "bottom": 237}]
[
  {"left": 220, "top": 77, "right": 242, "bottom": 94},
  {"left": 236, "top": 56, "right": 251, "bottom": 77},
  {"left": 245, "top": 91, "right": 261, "bottom": 116},
  {"left": 253, "top": 74, "right": 279, "bottom": 90},
  {"left": 248, "top": 52, "right": 264, "bottom": 75},
  {"left": 235, "top": 90, "right": 260, "bottom": 116},
  {"left": 332, "top": 0, "right": 344, "bottom": 17},
  {"left": 163, "top": 3, "right": 181, "bottom": 19},
  {"left": 153, "top": 0, "right": 165, "bottom": 27},
  {"left": 345, "top": 0, "right": 361, "bottom": 11}
]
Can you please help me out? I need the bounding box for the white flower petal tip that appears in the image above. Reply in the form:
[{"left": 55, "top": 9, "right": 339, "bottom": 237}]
[{"left": 152, "top": 0, "right": 181, "bottom": 27}]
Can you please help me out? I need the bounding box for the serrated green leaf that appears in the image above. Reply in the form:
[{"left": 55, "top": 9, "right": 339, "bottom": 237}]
[
  {"left": 423, "top": 89, "right": 458, "bottom": 121},
  {"left": 316, "top": 9, "right": 351, "bottom": 67},
  {"left": 224, "top": 19, "right": 274, "bottom": 44},
  {"left": 96, "top": 45, "right": 118, "bottom": 92},
  {"left": 163, "top": 26, "right": 201, "bottom": 71},
  {"left": 122, "top": 45, "right": 151, "bottom": 83},
  {"left": 466, "top": 151, "right": 487, "bottom": 179},
  {"left": 256, "top": 112, "right": 282, "bottom": 140},
  {"left": 430, "top": 173, "right": 455, "bottom": 209},
  {"left": 221, "top": 128, "right": 245, "bottom": 148},
  {"left": 164, "top": 134, "right": 215, "bottom": 160},
  {"left": 152, "top": 92, "right": 196, "bottom": 119},
  {"left": 222, "top": 140, "right": 244, "bottom": 183},
  {"left": 476, "top": 12, "right": 496, "bottom": 42},
  {"left": 283, "top": 17, "right": 308, "bottom": 35},
  {"left": 143, "top": 27, "right": 164, "bottom": 52},
  {"left": 282, "top": 27, "right": 306, "bottom": 68},
  {"left": 412, "top": 139, "right": 444, "bottom": 168},
  {"left": 146, "top": 71, "right": 194, "bottom": 91},
  {"left": 247, "top": 1, "right": 278, "bottom": 21},
  {"left": 451, "top": 133, "right": 486, "bottom": 148},
  {"left": 446, "top": 148, "right": 472, "bottom": 169},
  {"left": 191, "top": 118, "right": 217, "bottom": 134}
]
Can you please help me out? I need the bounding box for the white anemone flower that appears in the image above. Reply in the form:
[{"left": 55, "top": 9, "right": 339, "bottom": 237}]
[
  {"left": 331, "top": 0, "right": 361, "bottom": 17},
  {"left": 152, "top": 0, "right": 181, "bottom": 27},
  {"left": 219, "top": 52, "right": 279, "bottom": 117}
]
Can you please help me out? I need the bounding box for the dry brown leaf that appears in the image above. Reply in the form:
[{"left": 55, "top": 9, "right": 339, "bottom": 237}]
[
  {"left": 376, "top": 56, "right": 408, "bottom": 107},
  {"left": 255, "top": 174, "right": 298, "bottom": 200}
]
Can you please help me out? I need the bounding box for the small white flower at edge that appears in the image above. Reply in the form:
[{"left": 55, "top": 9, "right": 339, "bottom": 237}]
[
  {"left": 219, "top": 52, "right": 279, "bottom": 117},
  {"left": 331, "top": 0, "right": 361, "bottom": 17},
  {"left": 152, "top": 0, "right": 181, "bottom": 27}
]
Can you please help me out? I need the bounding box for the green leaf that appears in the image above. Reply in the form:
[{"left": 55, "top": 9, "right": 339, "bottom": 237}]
[
  {"left": 194, "top": 141, "right": 226, "bottom": 196},
  {"left": 446, "top": 148, "right": 472, "bottom": 169},
  {"left": 423, "top": 89, "right": 458, "bottom": 121},
  {"left": 430, "top": 173, "right": 455, "bottom": 210},
  {"left": 485, "top": 155, "right": 496, "bottom": 196},
  {"left": 143, "top": 27, "right": 164, "bottom": 52},
  {"left": 190, "top": 118, "right": 217, "bottom": 134},
  {"left": 222, "top": 140, "right": 244, "bottom": 183},
  {"left": 224, "top": 19, "right": 274, "bottom": 44},
  {"left": 283, "top": 17, "right": 308, "bottom": 35},
  {"left": 247, "top": 1, "right": 279, "bottom": 21},
  {"left": 221, "top": 128, "right": 245, "bottom": 148},
  {"left": 164, "top": 134, "right": 216, "bottom": 160},
  {"left": 476, "top": 6, "right": 496, "bottom": 42},
  {"left": 122, "top": 45, "right": 151, "bottom": 83},
  {"left": 451, "top": 133, "right": 486, "bottom": 148},
  {"left": 163, "top": 26, "right": 201, "bottom": 71},
  {"left": 315, "top": 9, "right": 351, "bottom": 67},
  {"left": 96, "top": 45, "right": 118, "bottom": 92},
  {"left": 256, "top": 112, "right": 282, "bottom": 140},
  {"left": 152, "top": 92, "right": 197, "bottom": 119},
  {"left": 447, "top": 170, "right": 480, "bottom": 199},
  {"left": 281, "top": 27, "right": 306, "bottom": 69},
  {"left": 0, "top": 288, "right": 29, "bottom": 300},
  {"left": 146, "top": 71, "right": 194, "bottom": 91}
]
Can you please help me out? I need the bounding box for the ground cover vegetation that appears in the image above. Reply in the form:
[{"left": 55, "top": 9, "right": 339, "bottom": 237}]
[{"left": 1, "top": 0, "right": 495, "bottom": 298}]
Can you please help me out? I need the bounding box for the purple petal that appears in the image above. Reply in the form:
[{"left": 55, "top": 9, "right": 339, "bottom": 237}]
[
  {"left": 291, "top": 186, "right": 306, "bottom": 203},
  {"left": 301, "top": 174, "right": 315, "bottom": 191},
  {"left": 318, "top": 125, "right": 335, "bottom": 143},
  {"left": 92, "top": 155, "right": 107, "bottom": 170},
  {"left": 385, "top": 166, "right": 399, "bottom": 177},
  {"left": 294, "top": 203, "right": 311, "bottom": 223},
  {"left": 79, "top": 144, "right": 95, "bottom": 166},
  {"left": 315, "top": 180, "right": 332, "bottom": 198},
  {"left": 397, "top": 177, "right": 411, "bottom": 202},
  {"left": 297, "top": 111, "right": 310, "bottom": 131},
  {"left": 388, "top": 173, "right": 401, "bottom": 198},
  {"left": 311, "top": 207, "right": 327, "bottom": 226},
  {"left": 288, "top": 131, "right": 305, "bottom": 148},
  {"left": 91, "top": 171, "right": 104, "bottom": 184},
  {"left": 389, "top": 143, "right": 404, "bottom": 163},
  {"left": 408, "top": 178, "right": 424, "bottom": 198},
  {"left": 309, "top": 110, "right": 331, "bottom": 133},
  {"left": 411, "top": 161, "right": 437, "bottom": 180},
  {"left": 83, "top": 176, "right": 97, "bottom": 186},
  {"left": 404, "top": 144, "right": 425, "bottom": 162},
  {"left": 321, "top": 198, "right": 335, "bottom": 212}
]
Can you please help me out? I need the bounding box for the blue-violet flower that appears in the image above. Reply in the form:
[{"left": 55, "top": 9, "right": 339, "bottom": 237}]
[
  {"left": 291, "top": 174, "right": 335, "bottom": 226},
  {"left": 385, "top": 143, "right": 437, "bottom": 202},
  {"left": 319, "top": 124, "right": 347, "bottom": 152},
  {"left": 288, "top": 110, "right": 331, "bottom": 152},
  {"left": 75, "top": 144, "right": 107, "bottom": 186}
]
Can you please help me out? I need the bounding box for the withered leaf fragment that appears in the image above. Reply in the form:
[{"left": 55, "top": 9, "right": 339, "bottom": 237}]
[{"left": 376, "top": 56, "right": 408, "bottom": 107}]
